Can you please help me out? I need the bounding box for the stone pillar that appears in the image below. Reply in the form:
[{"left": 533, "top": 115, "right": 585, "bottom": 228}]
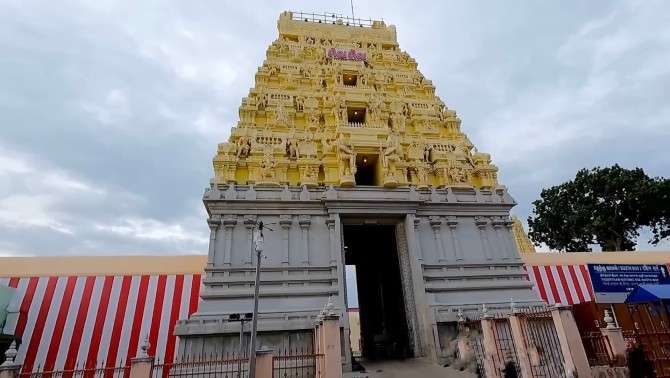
[
  {"left": 480, "top": 311, "right": 499, "bottom": 378},
  {"left": 508, "top": 313, "right": 533, "bottom": 378},
  {"left": 222, "top": 216, "right": 237, "bottom": 266},
  {"left": 446, "top": 216, "right": 462, "bottom": 261},
  {"left": 429, "top": 216, "right": 446, "bottom": 262},
  {"left": 280, "top": 215, "right": 292, "bottom": 265},
  {"left": 503, "top": 218, "right": 518, "bottom": 259},
  {"left": 254, "top": 348, "right": 274, "bottom": 378},
  {"left": 326, "top": 215, "right": 337, "bottom": 265},
  {"left": 492, "top": 218, "right": 509, "bottom": 260},
  {"left": 0, "top": 341, "right": 21, "bottom": 378},
  {"left": 475, "top": 217, "right": 491, "bottom": 260},
  {"left": 601, "top": 309, "right": 627, "bottom": 360},
  {"left": 412, "top": 216, "right": 423, "bottom": 262},
  {"left": 206, "top": 215, "right": 221, "bottom": 267},
  {"left": 298, "top": 215, "right": 311, "bottom": 265},
  {"left": 244, "top": 215, "right": 257, "bottom": 265},
  {"left": 401, "top": 216, "right": 435, "bottom": 359},
  {"left": 322, "top": 315, "right": 343, "bottom": 378},
  {"left": 550, "top": 305, "right": 590, "bottom": 378}
]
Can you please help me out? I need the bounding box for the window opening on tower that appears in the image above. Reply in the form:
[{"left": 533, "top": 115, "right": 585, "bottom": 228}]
[{"left": 347, "top": 107, "right": 366, "bottom": 125}]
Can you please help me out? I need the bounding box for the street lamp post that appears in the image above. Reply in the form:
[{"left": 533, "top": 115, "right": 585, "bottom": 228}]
[
  {"left": 228, "top": 312, "right": 252, "bottom": 377},
  {"left": 248, "top": 221, "right": 265, "bottom": 378}
]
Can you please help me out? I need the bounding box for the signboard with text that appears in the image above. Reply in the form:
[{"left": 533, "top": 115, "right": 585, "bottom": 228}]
[
  {"left": 326, "top": 47, "right": 367, "bottom": 62},
  {"left": 588, "top": 263, "right": 670, "bottom": 303}
]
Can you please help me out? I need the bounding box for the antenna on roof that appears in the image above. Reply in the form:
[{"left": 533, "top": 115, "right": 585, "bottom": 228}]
[{"left": 350, "top": 0, "right": 355, "bottom": 20}]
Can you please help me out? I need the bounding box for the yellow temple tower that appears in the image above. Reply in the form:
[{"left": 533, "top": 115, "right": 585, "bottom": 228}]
[
  {"left": 213, "top": 11, "right": 500, "bottom": 190},
  {"left": 178, "top": 11, "right": 541, "bottom": 367}
]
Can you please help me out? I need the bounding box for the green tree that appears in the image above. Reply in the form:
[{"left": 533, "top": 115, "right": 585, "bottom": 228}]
[{"left": 527, "top": 165, "right": 669, "bottom": 252}]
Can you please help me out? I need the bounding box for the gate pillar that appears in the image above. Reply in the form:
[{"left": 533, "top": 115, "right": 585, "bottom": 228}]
[
  {"left": 551, "top": 305, "right": 590, "bottom": 377},
  {"left": 508, "top": 314, "right": 534, "bottom": 378},
  {"left": 322, "top": 314, "right": 343, "bottom": 378},
  {"left": 480, "top": 314, "right": 500, "bottom": 377},
  {"left": 601, "top": 309, "right": 627, "bottom": 361},
  {"left": 255, "top": 348, "right": 274, "bottom": 378}
]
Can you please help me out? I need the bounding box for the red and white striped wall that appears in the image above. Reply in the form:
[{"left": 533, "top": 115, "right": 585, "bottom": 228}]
[
  {"left": 524, "top": 265, "right": 595, "bottom": 305},
  {"left": 0, "top": 274, "right": 201, "bottom": 373},
  {"left": 0, "top": 263, "right": 613, "bottom": 372}
]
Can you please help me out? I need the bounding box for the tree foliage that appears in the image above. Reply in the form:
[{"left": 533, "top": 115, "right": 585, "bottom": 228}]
[{"left": 528, "top": 165, "right": 669, "bottom": 252}]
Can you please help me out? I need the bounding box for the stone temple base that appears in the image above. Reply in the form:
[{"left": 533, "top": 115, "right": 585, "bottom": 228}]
[{"left": 175, "top": 184, "right": 542, "bottom": 370}]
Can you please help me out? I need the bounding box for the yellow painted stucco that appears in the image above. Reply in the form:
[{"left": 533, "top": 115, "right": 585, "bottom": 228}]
[
  {"left": 1, "top": 252, "right": 668, "bottom": 278},
  {"left": 0, "top": 255, "right": 207, "bottom": 277},
  {"left": 212, "top": 11, "right": 499, "bottom": 189}
]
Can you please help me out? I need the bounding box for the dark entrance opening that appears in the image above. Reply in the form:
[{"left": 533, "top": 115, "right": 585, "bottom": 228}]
[
  {"left": 344, "top": 224, "right": 411, "bottom": 360},
  {"left": 355, "top": 154, "right": 378, "bottom": 186}
]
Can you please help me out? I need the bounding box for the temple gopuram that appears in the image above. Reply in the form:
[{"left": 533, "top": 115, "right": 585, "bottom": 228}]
[{"left": 174, "top": 11, "right": 540, "bottom": 368}]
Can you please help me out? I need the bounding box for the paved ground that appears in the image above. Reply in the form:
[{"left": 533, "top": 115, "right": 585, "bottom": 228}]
[{"left": 343, "top": 359, "right": 477, "bottom": 378}]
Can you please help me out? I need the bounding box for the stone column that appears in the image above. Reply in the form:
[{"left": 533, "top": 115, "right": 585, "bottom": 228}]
[
  {"left": 206, "top": 215, "right": 221, "bottom": 267},
  {"left": 222, "top": 216, "right": 237, "bottom": 266},
  {"left": 503, "top": 218, "right": 518, "bottom": 259},
  {"left": 446, "top": 216, "right": 462, "bottom": 261},
  {"left": 550, "top": 305, "right": 590, "bottom": 378},
  {"left": 429, "top": 216, "right": 446, "bottom": 262},
  {"left": 601, "top": 309, "right": 627, "bottom": 360},
  {"left": 508, "top": 313, "right": 533, "bottom": 378},
  {"left": 0, "top": 341, "right": 21, "bottom": 378},
  {"left": 480, "top": 312, "right": 499, "bottom": 378},
  {"left": 280, "top": 215, "right": 292, "bottom": 265},
  {"left": 326, "top": 215, "right": 338, "bottom": 265},
  {"left": 244, "top": 215, "right": 257, "bottom": 265},
  {"left": 299, "top": 215, "right": 311, "bottom": 265},
  {"left": 254, "top": 348, "right": 274, "bottom": 378},
  {"left": 475, "top": 217, "right": 492, "bottom": 260},
  {"left": 492, "top": 218, "right": 509, "bottom": 260},
  {"left": 412, "top": 216, "right": 423, "bottom": 262},
  {"left": 322, "top": 315, "right": 343, "bottom": 378},
  {"left": 404, "top": 215, "right": 437, "bottom": 360}
]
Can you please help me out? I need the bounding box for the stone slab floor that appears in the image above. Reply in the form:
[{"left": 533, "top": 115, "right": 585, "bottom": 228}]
[{"left": 344, "top": 359, "right": 477, "bottom": 378}]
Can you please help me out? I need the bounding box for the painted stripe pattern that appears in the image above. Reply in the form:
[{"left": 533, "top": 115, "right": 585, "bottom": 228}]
[
  {"left": 0, "top": 274, "right": 201, "bottom": 373},
  {"left": 1, "top": 265, "right": 591, "bottom": 372},
  {"left": 524, "top": 265, "right": 594, "bottom": 305}
]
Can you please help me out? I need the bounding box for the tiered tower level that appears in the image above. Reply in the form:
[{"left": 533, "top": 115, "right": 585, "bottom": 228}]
[
  {"left": 177, "top": 12, "right": 540, "bottom": 366},
  {"left": 213, "top": 11, "right": 499, "bottom": 189}
]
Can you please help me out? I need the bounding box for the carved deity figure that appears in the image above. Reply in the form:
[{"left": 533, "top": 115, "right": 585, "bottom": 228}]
[
  {"left": 268, "top": 63, "right": 280, "bottom": 77},
  {"left": 275, "top": 104, "right": 290, "bottom": 126},
  {"left": 423, "top": 144, "right": 434, "bottom": 163},
  {"left": 381, "top": 131, "right": 400, "bottom": 176},
  {"left": 237, "top": 136, "right": 252, "bottom": 158},
  {"left": 445, "top": 162, "right": 470, "bottom": 184},
  {"left": 285, "top": 136, "right": 299, "bottom": 159},
  {"left": 257, "top": 92, "right": 269, "bottom": 111},
  {"left": 294, "top": 96, "right": 305, "bottom": 112},
  {"left": 259, "top": 144, "right": 276, "bottom": 180},
  {"left": 337, "top": 134, "right": 356, "bottom": 176}
]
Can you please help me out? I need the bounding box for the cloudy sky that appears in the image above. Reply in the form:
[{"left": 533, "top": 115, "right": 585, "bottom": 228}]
[{"left": 1, "top": 0, "right": 669, "bottom": 256}]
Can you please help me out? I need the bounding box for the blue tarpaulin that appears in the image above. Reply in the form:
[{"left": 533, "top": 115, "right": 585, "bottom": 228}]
[{"left": 625, "top": 284, "right": 670, "bottom": 303}]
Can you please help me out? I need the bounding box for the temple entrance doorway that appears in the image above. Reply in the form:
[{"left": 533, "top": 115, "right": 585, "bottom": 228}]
[{"left": 343, "top": 224, "right": 412, "bottom": 361}]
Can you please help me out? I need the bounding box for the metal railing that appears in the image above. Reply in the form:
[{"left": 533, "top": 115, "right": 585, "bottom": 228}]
[
  {"left": 151, "top": 353, "right": 248, "bottom": 378},
  {"left": 19, "top": 364, "right": 129, "bottom": 378},
  {"left": 289, "top": 11, "right": 375, "bottom": 28},
  {"left": 516, "top": 307, "right": 566, "bottom": 378},
  {"left": 581, "top": 331, "right": 624, "bottom": 367},
  {"left": 272, "top": 349, "right": 323, "bottom": 378}
]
